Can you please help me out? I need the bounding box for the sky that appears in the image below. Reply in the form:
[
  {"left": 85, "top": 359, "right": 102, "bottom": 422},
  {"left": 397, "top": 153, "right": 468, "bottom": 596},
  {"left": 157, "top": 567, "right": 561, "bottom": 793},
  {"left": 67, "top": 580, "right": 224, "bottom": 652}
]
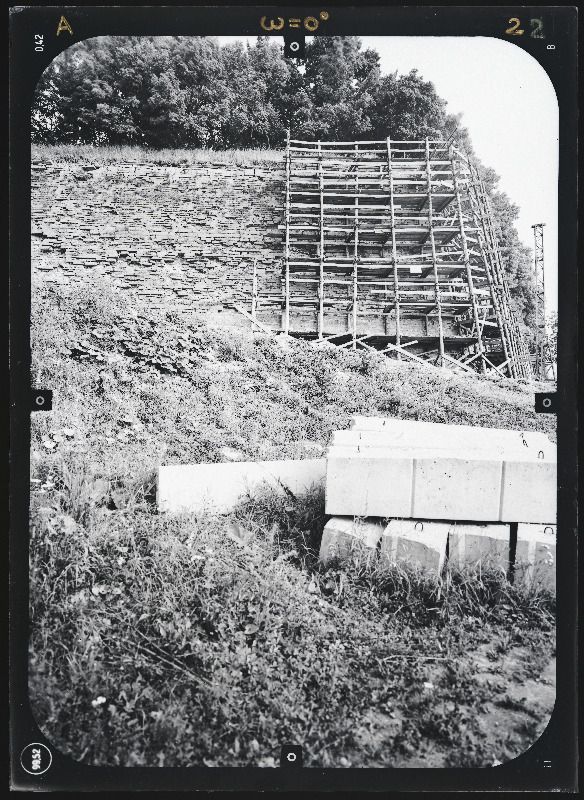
[{"left": 219, "top": 36, "right": 559, "bottom": 316}]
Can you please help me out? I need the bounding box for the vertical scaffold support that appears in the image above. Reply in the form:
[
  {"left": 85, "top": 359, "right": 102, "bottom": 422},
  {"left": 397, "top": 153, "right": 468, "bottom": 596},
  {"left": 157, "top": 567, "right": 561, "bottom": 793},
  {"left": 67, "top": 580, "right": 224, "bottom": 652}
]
[
  {"left": 283, "top": 129, "right": 291, "bottom": 335},
  {"left": 450, "top": 145, "right": 486, "bottom": 373},
  {"left": 425, "top": 137, "right": 445, "bottom": 365},
  {"left": 352, "top": 141, "right": 359, "bottom": 348},
  {"left": 317, "top": 141, "right": 325, "bottom": 338},
  {"left": 386, "top": 137, "right": 401, "bottom": 358},
  {"left": 532, "top": 223, "right": 546, "bottom": 380},
  {"left": 466, "top": 160, "right": 513, "bottom": 377}
]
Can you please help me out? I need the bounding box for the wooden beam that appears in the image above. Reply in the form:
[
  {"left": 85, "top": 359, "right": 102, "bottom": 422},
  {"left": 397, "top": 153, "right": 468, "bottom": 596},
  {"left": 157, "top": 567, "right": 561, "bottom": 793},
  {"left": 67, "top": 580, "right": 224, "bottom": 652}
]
[{"left": 387, "top": 137, "right": 401, "bottom": 359}]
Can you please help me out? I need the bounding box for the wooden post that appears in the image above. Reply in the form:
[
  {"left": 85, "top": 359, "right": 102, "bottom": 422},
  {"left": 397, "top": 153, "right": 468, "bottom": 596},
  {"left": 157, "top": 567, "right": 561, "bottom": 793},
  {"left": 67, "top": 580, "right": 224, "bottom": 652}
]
[
  {"left": 478, "top": 177, "right": 522, "bottom": 378},
  {"left": 386, "top": 137, "right": 401, "bottom": 359},
  {"left": 284, "top": 129, "right": 291, "bottom": 335},
  {"left": 352, "top": 142, "right": 359, "bottom": 347},
  {"left": 425, "top": 138, "right": 445, "bottom": 366},
  {"left": 450, "top": 145, "right": 485, "bottom": 373},
  {"left": 467, "top": 161, "right": 513, "bottom": 378},
  {"left": 317, "top": 141, "right": 324, "bottom": 339}
]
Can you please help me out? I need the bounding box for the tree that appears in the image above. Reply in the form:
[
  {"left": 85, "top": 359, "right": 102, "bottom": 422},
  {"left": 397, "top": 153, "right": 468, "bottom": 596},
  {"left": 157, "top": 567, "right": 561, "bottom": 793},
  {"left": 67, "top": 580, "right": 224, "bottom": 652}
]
[
  {"left": 298, "top": 36, "right": 380, "bottom": 140},
  {"left": 369, "top": 69, "right": 447, "bottom": 141}
]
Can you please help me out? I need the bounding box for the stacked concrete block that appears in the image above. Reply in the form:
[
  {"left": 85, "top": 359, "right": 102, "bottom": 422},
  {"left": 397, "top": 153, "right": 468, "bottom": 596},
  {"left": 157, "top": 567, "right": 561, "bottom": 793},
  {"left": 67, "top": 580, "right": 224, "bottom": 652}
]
[
  {"left": 319, "top": 517, "right": 384, "bottom": 565},
  {"left": 158, "top": 458, "right": 325, "bottom": 514},
  {"left": 514, "top": 523, "right": 556, "bottom": 591},
  {"left": 325, "top": 451, "right": 414, "bottom": 518},
  {"left": 336, "top": 420, "right": 553, "bottom": 456},
  {"left": 326, "top": 418, "right": 556, "bottom": 524},
  {"left": 447, "top": 523, "right": 510, "bottom": 573},
  {"left": 381, "top": 520, "right": 449, "bottom": 573},
  {"left": 500, "top": 457, "right": 557, "bottom": 524},
  {"left": 320, "top": 418, "right": 556, "bottom": 590}
]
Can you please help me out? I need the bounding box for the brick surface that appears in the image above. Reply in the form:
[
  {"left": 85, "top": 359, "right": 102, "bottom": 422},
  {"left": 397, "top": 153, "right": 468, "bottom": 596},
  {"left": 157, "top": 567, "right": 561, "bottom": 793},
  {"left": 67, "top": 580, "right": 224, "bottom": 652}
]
[
  {"left": 381, "top": 519, "right": 449, "bottom": 572},
  {"left": 447, "top": 523, "right": 510, "bottom": 572},
  {"left": 514, "top": 523, "right": 556, "bottom": 591},
  {"left": 158, "top": 458, "right": 326, "bottom": 514},
  {"left": 319, "top": 517, "right": 384, "bottom": 565}
]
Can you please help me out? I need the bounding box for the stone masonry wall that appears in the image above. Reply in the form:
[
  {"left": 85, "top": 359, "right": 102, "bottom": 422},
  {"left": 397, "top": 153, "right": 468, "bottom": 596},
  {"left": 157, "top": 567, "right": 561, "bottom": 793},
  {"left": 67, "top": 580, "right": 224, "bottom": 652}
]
[{"left": 31, "top": 159, "right": 285, "bottom": 324}]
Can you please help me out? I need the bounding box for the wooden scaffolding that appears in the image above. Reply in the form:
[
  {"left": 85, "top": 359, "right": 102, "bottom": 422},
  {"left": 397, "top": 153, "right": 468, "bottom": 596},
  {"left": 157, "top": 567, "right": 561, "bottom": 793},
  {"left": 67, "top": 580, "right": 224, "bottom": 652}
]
[{"left": 255, "top": 135, "right": 532, "bottom": 379}]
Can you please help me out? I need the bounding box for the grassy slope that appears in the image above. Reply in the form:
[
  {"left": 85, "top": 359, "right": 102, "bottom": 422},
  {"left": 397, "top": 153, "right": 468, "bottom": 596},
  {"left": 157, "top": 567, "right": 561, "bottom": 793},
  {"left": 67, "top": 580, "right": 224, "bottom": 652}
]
[{"left": 29, "top": 277, "right": 556, "bottom": 768}]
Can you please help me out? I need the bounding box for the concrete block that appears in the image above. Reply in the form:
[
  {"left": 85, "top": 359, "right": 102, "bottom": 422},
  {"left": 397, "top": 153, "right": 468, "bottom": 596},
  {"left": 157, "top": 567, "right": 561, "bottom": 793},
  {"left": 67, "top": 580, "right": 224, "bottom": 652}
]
[
  {"left": 381, "top": 519, "right": 449, "bottom": 573},
  {"left": 448, "top": 523, "right": 510, "bottom": 572},
  {"left": 346, "top": 417, "right": 554, "bottom": 458},
  {"left": 158, "top": 458, "right": 326, "bottom": 514},
  {"left": 413, "top": 453, "right": 503, "bottom": 521},
  {"left": 499, "top": 458, "right": 556, "bottom": 523},
  {"left": 319, "top": 517, "right": 384, "bottom": 565},
  {"left": 325, "top": 453, "right": 413, "bottom": 518},
  {"left": 514, "top": 523, "right": 556, "bottom": 592},
  {"left": 332, "top": 425, "right": 554, "bottom": 458}
]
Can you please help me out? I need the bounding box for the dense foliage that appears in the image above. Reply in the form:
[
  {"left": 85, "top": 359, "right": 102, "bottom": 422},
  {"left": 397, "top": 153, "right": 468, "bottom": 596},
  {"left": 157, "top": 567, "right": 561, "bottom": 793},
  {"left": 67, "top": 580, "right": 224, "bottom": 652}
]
[
  {"left": 31, "top": 35, "right": 537, "bottom": 330},
  {"left": 33, "top": 36, "right": 448, "bottom": 148}
]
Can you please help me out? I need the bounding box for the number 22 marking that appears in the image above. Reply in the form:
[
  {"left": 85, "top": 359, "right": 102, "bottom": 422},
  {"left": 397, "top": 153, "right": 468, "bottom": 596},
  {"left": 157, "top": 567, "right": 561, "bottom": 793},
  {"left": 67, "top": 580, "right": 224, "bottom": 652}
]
[{"left": 506, "top": 17, "right": 546, "bottom": 38}]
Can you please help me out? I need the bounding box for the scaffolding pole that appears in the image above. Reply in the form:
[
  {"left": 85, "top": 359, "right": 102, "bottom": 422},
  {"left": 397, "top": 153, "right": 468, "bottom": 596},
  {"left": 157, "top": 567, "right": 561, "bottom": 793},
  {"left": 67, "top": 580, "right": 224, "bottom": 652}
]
[
  {"left": 532, "top": 223, "right": 546, "bottom": 379},
  {"left": 426, "top": 137, "right": 445, "bottom": 365}
]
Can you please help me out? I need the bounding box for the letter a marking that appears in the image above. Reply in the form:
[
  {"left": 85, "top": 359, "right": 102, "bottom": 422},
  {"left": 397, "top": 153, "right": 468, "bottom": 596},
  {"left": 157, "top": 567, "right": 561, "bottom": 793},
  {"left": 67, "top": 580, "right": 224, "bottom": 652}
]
[{"left": 56, "top": 16, "right": 73, "bottom": 36}]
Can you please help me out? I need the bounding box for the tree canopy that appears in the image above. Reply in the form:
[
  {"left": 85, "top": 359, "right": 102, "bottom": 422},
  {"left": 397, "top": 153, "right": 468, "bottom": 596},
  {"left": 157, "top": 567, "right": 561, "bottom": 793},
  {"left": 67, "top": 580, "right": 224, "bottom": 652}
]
[
  {"left": 31, "top": 35, "right": 536, "bottom": 333},
  {"left": 32, "top": 36, "right": 450, "bottom": 148}
]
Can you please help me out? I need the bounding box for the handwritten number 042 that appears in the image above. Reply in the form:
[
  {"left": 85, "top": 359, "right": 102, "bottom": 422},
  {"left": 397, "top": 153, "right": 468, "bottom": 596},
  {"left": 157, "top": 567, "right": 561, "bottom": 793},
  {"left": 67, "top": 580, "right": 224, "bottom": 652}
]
[{"left": 506, "top": 17, "right": 545, "bottom": 38}]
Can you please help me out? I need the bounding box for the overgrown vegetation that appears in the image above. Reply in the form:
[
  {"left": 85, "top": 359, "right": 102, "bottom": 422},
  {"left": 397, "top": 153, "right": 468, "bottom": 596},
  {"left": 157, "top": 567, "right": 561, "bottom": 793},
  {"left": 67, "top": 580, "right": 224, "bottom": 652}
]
[
  {"left": 31, "top": 143, "right": 282, "bottom": 167},
  {"left": 30, "top": 279, "right": 555, "bottom": 767}
]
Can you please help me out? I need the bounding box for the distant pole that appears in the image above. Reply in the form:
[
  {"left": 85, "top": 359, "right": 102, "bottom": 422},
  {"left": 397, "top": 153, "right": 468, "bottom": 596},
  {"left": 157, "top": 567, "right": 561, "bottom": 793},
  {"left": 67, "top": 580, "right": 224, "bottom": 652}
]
[{"left": 532, "top": 223, "right": 546, "bottom": 379}]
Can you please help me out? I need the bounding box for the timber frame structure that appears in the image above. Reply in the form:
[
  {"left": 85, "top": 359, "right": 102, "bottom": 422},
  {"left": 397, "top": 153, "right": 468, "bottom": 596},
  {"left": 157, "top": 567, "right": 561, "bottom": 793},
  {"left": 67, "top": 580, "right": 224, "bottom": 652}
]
[{"left": 254, "top": 134, "right": 532, "bottom": 379}]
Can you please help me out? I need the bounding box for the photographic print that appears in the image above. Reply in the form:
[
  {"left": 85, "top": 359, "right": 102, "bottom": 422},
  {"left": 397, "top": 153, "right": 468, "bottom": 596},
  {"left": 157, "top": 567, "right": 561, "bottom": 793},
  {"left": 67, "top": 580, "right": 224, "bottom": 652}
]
[{"left": 10, "top": 6, "right": 577, "bottom": 792}]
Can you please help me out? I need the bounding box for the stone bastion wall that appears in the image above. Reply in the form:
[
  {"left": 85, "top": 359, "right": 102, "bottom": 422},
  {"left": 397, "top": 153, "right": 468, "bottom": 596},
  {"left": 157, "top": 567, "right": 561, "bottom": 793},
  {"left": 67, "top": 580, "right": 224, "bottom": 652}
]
[{"left": 31, "top": 158, "right": 285, "bottom": 326}]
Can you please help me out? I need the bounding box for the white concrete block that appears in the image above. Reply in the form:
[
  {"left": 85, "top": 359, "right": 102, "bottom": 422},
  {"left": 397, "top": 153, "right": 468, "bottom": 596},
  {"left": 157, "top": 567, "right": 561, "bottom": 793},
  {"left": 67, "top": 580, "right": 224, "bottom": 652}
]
[
  {"left": 448, "top": 523, "right": 510, "bottom": 572},
  {"left": 346, "top": 416, "right": 556, "bottom": 459},
  {"left": 158, "top": 458, "right": 326, "bottom": 514},
  {"left": 325, "top": 454, "right": 413, "bottom": 517},
  {"left": 319, "top": 516, "right": 384, "bottom": 565},
  {"left": 333, "top": 426, "right": 554, "bottom": 459},
  {"left": 499, "top": 458, "right": 557, "bottom": 523},
  {"left": 514, "top": 523, "right": 556, "bottom": 592},
  {"left": 381, "top": 519, "right": 449, "bottom": 572},
  {"left": 413, "top": 453, "right": 503, "bottom": 521}
]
